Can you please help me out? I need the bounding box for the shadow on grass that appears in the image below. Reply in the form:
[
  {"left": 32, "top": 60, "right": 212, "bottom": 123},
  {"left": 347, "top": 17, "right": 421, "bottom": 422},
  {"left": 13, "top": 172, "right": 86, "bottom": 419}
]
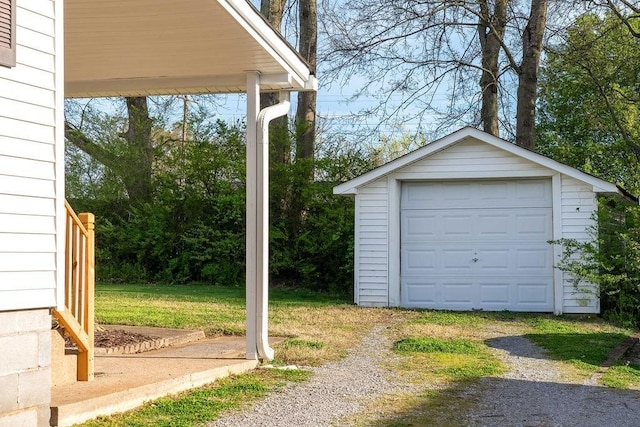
[
  {"left": 530, "top": 332, "right": 627, "bottom": 366},
  {"left": 367, "top": 376, "right": 640, "bottom": 426},
  {"left": 484, "top": 332, "right": 628, "bottom": 367}
]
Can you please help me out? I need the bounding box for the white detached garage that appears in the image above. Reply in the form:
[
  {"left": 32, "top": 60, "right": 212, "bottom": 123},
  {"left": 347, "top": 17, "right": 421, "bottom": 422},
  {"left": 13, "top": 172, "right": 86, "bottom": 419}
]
[{"left": 334, "top": 127, "right": 632, "bottom": 314}]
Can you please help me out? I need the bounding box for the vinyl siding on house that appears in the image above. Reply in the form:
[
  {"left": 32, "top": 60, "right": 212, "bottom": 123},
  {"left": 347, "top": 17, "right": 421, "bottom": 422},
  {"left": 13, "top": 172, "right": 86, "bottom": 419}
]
[
  {"left": 396, "top": 139, "right": 550, "bottom": 179},
  {"left": 560, "top": 175, "right": 599, "bottom": 313},
  {"left": 354, "top": 179, "right": 389, "bottom": 306},
  {"left": 0, "top": 0, "right": 59, "bottom": 311},
  {"left": 350, "top": 137, "right": 606, "bottom": 314}
]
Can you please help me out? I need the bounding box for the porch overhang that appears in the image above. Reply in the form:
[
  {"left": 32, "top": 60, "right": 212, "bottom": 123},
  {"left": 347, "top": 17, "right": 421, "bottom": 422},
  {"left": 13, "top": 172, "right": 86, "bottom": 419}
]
[
  {"left": 64, "top": 0, "right": 317, "bottom": 98},
  {"left": 62, "top": 0, "right": 317, "bottom": 362}
]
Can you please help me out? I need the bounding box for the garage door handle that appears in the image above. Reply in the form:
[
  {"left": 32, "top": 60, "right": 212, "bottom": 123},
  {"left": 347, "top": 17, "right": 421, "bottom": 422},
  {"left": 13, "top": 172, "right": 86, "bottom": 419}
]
[{"left": 472, "top": 258, "right": 479, "bottom": 263}]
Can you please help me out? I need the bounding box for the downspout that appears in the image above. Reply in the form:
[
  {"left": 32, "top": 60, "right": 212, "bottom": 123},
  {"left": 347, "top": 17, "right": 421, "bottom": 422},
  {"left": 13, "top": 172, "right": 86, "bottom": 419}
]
[{"left": 255, "top": 91, "right": 290, "bottom": 361}]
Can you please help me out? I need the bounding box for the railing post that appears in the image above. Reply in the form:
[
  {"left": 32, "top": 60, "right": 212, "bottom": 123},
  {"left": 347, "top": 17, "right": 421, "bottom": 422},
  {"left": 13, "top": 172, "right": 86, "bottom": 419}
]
[{"left": 77, "top": 212, "right": 95, "bottom": 381}]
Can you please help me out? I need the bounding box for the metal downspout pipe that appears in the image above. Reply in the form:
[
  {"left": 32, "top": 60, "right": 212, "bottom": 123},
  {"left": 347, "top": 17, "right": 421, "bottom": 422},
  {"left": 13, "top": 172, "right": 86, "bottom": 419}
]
[
  {"left": 255, "top": 91, "right": 290, "bottom": 361},
  {"left": 245, "top": 71, "right": 290, "bottom": 361}
]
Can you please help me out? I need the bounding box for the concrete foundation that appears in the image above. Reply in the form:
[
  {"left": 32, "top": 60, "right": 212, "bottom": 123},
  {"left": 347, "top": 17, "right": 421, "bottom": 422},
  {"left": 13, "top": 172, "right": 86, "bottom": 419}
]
[{"left": 0, "top": 309, "right": 51, "bottom": 427}]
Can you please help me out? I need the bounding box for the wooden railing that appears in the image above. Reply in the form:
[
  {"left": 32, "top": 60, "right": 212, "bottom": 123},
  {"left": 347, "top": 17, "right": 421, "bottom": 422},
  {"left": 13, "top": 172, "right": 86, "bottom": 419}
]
[{"left": 52, "top": 201, "right": 95, "bottom": 381}]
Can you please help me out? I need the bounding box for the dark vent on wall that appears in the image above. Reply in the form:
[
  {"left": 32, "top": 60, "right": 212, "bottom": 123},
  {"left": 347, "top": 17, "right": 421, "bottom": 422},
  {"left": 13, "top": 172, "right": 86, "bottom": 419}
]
[{"left": 0, "top": 0, "right": 16, "bottom": 67}]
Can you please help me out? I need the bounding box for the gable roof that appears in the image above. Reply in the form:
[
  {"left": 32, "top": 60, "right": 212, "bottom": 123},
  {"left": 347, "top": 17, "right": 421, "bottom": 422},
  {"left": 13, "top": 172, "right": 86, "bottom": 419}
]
[
  {"left": 65, "top": 0, "right": 317, "bottom": 97},
  {"left": 334, "top": 127, "right": 634, "bottom": 201}
]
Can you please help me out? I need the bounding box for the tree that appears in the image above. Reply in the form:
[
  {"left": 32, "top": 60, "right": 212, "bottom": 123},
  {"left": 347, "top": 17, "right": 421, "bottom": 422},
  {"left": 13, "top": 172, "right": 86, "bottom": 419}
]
[
  {"left": 295, "top": 0, "right": 318, "bottom": 166},
  {"left": 321, "top": 0, "right": 550, "bottom": 149},
  {"left": 595, "top": 0, "right": 640, "bottom": 38},
  {"left": 65, "top": 97, "right": 155, "bottom": 203},
  {"left": 516, "top": 0, "right": 548, "bottom": 149},
  {"left": 260, "top": 0, "right": 291, "bottom": 166},
  {"left": 537, "top": 13, "right": 640, "bottom": 193}
]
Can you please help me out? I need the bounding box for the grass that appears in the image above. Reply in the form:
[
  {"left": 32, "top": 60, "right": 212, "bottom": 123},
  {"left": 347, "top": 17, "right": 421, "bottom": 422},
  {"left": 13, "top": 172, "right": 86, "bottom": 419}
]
[
  {"left": 393, "top": 337, "right": 483, "bottom": 355},
  {"left": 96, "top": 283, "right": 346, "bottom": 336},
  {"left": 80, "top": 282, "right": 395, "bottom": 427},
  {"left": 81, "top": 368, "right": 311, "bottom": 427},
  {"left": 602, "top": 364, "right": 640, "bottom": 388},
  {"left": 524, "top": 316, "right": 631, "bottom": 378},
  {"left": 95, "top": 282, "right": 398, "bottom": 365},
  {"left": 344, "top": 310, "right": 636, "bottom": 426},
  {"left": 88, "top": 286, "right": 638, "bottom": 426}
]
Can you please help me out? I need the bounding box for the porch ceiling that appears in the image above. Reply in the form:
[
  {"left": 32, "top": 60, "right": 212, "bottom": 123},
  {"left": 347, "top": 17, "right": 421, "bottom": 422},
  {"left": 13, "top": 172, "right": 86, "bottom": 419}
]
[{"left": 64, "top": 0, "right": 316, "bottom": 97}]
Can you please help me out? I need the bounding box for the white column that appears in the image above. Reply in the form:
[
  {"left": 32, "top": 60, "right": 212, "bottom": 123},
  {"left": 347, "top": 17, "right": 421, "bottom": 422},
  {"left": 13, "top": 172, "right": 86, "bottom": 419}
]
[{"left": 245, "top": 72, "right": 260, "bottom": 360}]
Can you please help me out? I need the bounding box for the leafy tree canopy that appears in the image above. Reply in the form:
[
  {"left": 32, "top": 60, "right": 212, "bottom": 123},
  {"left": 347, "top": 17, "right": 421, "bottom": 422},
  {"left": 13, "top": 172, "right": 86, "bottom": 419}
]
[{"left": 537, "top": 13, "right": 640, "bottom": 194}]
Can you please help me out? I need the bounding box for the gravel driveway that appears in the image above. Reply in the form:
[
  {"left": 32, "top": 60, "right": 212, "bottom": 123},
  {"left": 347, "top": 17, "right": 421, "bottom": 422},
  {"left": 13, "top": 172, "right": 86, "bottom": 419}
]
[
  {"left": 467, "top": 335, "right": 640, "bottom": 426},
  {"left": 210, "top": 321, "right": 640, "bottom": 427}
]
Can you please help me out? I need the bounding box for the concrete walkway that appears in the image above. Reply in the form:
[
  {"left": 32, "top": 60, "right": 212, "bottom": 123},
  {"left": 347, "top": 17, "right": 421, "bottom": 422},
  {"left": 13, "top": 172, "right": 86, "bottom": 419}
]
[{"left": 50, "top": 327, "right": 258, "bottom": 427}]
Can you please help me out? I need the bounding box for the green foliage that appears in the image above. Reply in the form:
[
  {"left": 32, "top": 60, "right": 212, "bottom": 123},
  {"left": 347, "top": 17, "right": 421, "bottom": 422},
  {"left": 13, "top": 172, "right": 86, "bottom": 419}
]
[
  {"left": 66, "top": 97, "right": 377, "bottom": 292},
  {"left": 537, "top": 13, "right": 640, "bottom": 194},
  {"left": 553, "top": 199, "right": 640, "bottom": 328},
  {"left": 393, "top": 337, "right": 481, "bottom": 355},
  {"left": 601, "top": 364, "right": 640, "bottom": 389},
  {"left": 68, "top": 116, "right": 246, "bottom": 285},
  {"left": 281, "top": 339, "right": 324, "bottom": 350}
]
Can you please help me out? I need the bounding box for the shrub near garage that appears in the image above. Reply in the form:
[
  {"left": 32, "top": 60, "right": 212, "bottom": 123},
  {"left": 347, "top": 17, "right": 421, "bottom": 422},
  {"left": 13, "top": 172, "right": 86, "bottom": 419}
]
[{"left": 554, "top": 199, "right": 640, "bottom": 328}]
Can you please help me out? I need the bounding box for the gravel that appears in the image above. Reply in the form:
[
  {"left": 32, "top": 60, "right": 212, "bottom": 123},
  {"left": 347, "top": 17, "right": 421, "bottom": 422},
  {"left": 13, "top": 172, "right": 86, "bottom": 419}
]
[
  {"left": 209, "top": 324, "right": 413, "bottom": 427},
  {"left": 209, "top": 323, "right": 640, "bottom": 427},
  {"left": 467, "top": 335, "right": 640, "bottom": 427}
]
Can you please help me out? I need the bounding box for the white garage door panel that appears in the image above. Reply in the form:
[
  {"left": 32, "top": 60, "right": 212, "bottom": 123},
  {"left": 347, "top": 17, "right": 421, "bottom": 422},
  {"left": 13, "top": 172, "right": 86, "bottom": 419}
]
[
  {"left": 402, "top": 209, "right": 552, "bottom": 242},
  {"left": 403, "top": 180, "right": 552, "bottom": 210},
  {"left": 400, "top": 179, "right": 554, "bottom": 312},
  {"left": 403, "top": 278, "right": 553, "bottom": 310},
  {"left": 403, "top": 244, "right": 553, "bottom": 274}
]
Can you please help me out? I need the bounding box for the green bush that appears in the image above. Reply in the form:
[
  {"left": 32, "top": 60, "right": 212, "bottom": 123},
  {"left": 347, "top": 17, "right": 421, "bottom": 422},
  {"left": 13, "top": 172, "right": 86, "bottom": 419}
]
[
  {"left": 67, "top": 116, "right": 374, "bottom": 294},
  {"left": 555, "top": 197, "right": 640, "bottom": 328}
]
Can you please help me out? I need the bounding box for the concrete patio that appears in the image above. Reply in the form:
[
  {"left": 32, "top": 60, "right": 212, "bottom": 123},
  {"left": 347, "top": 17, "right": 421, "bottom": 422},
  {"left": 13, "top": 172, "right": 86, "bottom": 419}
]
[{"left": 50, "top": 326, "right": 258, "bottom": 427}]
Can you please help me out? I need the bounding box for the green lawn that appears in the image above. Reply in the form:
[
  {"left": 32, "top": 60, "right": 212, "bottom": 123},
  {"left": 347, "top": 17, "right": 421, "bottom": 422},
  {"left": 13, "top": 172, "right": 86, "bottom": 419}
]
[
  {"left": 85, "top": 283, "right": 639, "bottom": 426},
  {"left": 96, "top": 283, "right": 348, "bottom": 336}
]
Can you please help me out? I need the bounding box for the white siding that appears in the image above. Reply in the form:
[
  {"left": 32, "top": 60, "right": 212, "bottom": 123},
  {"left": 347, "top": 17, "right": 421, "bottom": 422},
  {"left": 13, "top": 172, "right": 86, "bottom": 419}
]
[
  {"left": 355, "top": 179, "right": 389, "bottom": 306},
  {"left": 396, "top": 139, "right": 551, "bottom": 180},
  {"left": 560, "top": 175, "right": 599, "bottom": 313},
  {"left": 353, "top": 139, "right": 603, "bottom": 314},
  {"left": 0, "top": 0, "right": 59, "bottom": 311}
]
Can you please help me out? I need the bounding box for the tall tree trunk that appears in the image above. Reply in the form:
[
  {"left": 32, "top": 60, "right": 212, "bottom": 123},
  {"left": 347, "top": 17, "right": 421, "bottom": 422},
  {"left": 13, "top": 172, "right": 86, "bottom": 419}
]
[
  {"left": 478, "top": 0, "right": 508, "bottom": 137},
  {"left": 516, "top": 0, "right": 548, "bottom": 150},
  {"left": 123, "top": 97, "right": 154, "bottom": 202},
  {"left": 289, "top": 0, "right": 318, "bottom": 235},
  {"left": 260, "top": 0, "right": 290, "bottom": 166},
  {"left": 65, "top": 96, "right": 154, "bottom": 203},
  {"left": 295, "top": 0, "right": 317, "bottom": 166}
]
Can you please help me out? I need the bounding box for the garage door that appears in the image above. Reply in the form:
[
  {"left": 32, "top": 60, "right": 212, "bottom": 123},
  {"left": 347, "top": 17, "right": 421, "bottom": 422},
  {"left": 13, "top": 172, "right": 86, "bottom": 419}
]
[{"left": 401, "top": 179, "right": 554, "bottom": 311}]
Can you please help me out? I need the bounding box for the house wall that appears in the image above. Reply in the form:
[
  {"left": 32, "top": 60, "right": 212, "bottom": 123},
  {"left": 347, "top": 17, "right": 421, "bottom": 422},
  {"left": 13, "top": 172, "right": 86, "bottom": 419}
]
[
  {"left": 559, "top": 175, "right": 599, "bottom": 313},
  {"left": 354, "top": 179, "right": 389, "bottom": 306},
  {"left": 353, "top": 139, "right": 600, "bottom": 313},
  {"left": 0, "top": 0, "right": 62, "bottom": 423},
  {"left": 0, "top": 1, "right": 59, "bottom": 311}
]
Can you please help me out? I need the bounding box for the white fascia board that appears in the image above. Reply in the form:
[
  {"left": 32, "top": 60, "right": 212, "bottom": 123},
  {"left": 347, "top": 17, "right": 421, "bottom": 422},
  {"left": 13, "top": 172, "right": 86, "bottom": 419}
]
[
  {"left": 218, "top": 0, "right": 317, "bottom": 92},
  {"left": 334, "top": 126, "right": 622, "bottom": 197}
]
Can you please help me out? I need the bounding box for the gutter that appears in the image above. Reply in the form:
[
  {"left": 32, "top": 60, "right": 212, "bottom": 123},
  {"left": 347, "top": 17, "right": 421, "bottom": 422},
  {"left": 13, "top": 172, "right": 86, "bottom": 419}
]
[{"left": 255, "top": 92, "right": 290, "bottom": 361}]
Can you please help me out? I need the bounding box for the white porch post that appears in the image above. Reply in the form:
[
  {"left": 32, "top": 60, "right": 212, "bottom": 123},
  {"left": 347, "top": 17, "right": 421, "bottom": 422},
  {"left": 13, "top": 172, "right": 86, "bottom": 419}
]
[{"left": 245, "top": 72, "right": 260, "bottom": 360}]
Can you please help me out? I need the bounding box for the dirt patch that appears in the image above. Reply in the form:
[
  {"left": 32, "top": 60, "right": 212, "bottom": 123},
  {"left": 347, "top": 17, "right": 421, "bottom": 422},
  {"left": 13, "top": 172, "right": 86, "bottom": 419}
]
[
  {"left": 623, "top": 337, "right": 640, "bottom": 365},
  {"left": 64, "top": 329, "right": 159, "bottom": 349},
  {"left": 95, "top": 329, "right": 160, "bottom": 348}
]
